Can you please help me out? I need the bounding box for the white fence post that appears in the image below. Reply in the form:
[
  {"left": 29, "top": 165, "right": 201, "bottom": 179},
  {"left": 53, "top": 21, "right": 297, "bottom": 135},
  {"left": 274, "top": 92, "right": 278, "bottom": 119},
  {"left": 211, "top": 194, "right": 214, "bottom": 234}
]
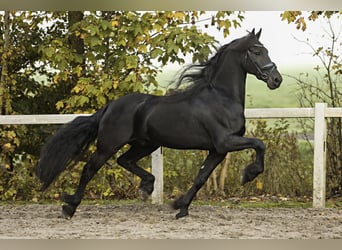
[
  {"left": 313, "top": 103, "right": 327, "bottom": 208},
  {"left": 151, "top": 147, "right": 163, "bottom": 204}
]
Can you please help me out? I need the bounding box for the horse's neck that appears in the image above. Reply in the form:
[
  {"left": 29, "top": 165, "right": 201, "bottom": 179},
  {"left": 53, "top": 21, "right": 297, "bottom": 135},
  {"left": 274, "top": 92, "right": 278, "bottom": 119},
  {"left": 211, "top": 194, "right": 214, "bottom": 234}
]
[{"left": 211, "top": 57, "right": 247, "bottom": 107}]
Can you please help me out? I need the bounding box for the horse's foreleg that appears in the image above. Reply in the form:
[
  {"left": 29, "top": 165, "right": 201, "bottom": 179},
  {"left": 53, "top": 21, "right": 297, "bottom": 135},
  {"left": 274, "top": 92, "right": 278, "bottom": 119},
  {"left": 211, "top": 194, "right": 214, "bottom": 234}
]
[
  {"left": 173, "top": 151, "right": 226, "bottom": 219},
  {"left": 236, "top": 138, "right": 265, "bottom": 185},
  {"left": 217, "top": 136, "right": 266, "bottom": 185}
]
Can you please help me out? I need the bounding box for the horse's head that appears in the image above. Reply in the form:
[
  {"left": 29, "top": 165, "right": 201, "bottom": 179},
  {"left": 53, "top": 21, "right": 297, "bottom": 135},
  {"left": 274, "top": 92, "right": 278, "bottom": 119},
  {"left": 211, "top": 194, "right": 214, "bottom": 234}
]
[{"left": 242, "top": 28, "right": 282, "bottom": 90}]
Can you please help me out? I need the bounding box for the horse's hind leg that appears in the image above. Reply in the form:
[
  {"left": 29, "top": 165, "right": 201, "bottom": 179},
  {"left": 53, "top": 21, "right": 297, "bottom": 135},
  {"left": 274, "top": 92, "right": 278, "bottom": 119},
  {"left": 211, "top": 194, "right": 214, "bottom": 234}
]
[
  {"left": 62, "top": 147, "right": 117, "bottom": 219},
  {"left": 117, "top": 144, "right": 159, "bottom": 200}
]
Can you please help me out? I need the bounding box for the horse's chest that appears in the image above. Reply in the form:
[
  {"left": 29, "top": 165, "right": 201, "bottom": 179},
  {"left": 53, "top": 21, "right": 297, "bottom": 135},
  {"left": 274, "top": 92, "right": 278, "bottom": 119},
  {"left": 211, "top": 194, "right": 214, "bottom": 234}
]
[{"left": 204, "top": 101, "right": 246, "bottom": 134}]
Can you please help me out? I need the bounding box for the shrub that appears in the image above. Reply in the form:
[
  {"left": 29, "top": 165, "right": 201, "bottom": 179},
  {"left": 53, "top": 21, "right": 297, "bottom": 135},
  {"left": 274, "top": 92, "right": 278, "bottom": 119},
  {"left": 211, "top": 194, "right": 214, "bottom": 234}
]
[{"left": 0, "top": 119, "right": 313, "bottom": 202}]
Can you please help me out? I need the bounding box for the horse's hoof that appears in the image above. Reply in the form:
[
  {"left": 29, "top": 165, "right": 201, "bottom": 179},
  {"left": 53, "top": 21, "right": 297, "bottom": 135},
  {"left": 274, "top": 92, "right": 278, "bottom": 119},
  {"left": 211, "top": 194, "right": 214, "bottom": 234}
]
[
  {"left": 139, "top": 180, "right": 154, "bottom": 196},
  {"left": 62, "top": 205, "right": 76, "bottom": 220},
  {"left": 139, "top": 189, "right": 150, "bottom": 202},
  {"left": 172, "top": 195, "right": 184, "bottom": 210},
  {"left": 175, "top": 209, "right": 189, "bottom": 219}
]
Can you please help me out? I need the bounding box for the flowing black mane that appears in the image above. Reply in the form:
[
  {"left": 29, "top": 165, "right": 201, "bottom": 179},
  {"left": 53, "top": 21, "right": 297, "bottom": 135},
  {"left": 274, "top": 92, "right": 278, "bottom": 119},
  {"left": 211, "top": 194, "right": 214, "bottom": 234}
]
[
  {"left": 175, "top": 44, "right": 229, "bottom": 87},
  {"left": 172, "top": 31, "right": 261, "bottom": 91}
]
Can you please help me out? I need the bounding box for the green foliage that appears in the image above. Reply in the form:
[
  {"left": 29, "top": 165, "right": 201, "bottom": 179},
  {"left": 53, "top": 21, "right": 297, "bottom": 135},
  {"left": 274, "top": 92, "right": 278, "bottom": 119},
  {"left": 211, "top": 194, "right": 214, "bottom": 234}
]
[
  {"left": 280, "top": 11, "right": 341, "bottom": 31},
  {"left": 0, "top": 11, "right": 244, "bottom": 201},
  {"left": 163, "top": 149, "right": 204, "bottom": 197},
  {"left": 243, "top": 119, "right": 312, "bottom": 197},
  {"left": 0, "top": 11, "right": 241, "bottom": 132},
  {"left": 37, "top": 11, "right": 243, "bottom": 113},
  {"left": 196, "top": 119, "right": 312, "bottom": 200},
  {"left": 1, "top": 11, "right": 330, "bottom": 202},
  {"left": 285, "top": 16, "right": 342, "bottom": 197},
  {"left": 0, "top": 119, "right": 313, "bottom": 202}
]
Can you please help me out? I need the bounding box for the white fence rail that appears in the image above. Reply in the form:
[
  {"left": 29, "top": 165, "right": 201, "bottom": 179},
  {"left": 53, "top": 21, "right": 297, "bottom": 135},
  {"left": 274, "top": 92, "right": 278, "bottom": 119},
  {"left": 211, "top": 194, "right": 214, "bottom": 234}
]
[{"left": 1, "top": 103, "right": 342, "bottom": 207}]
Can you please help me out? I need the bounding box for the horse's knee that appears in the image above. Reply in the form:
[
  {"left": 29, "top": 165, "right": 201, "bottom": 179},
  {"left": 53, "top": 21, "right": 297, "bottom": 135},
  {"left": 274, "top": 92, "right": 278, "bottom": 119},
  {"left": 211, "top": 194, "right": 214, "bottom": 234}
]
[
  {"left": 241, "top": 162, "right": 264, "bottom": 185},
  {"left": 117, "top": 155, "right": 130, "bottom": 168},
  {"left": 254, "top": 139, "right": 266, "bottom": 153}
]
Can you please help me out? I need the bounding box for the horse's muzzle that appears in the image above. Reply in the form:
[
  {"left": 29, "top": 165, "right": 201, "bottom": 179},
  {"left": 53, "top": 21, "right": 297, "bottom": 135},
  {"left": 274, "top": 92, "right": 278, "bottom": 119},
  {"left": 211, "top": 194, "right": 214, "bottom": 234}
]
[{"left": 266, "top": 68, "right": 282, "bottom": 90}]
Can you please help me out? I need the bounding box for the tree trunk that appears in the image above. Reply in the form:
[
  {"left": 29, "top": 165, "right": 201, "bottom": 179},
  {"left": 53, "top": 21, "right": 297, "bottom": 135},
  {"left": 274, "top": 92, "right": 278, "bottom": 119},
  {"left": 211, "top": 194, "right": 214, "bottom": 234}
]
[
  {"left": 218, "top": 154, "right": 230, "bottom": 195},
  {"left": 67, "top": 11, "right": 85, "bottom": 83},
  {"left": 0, "top": 11, "right": 11, "bottom": 115},
  {"left": 68, "top": 11, "right": 85, "bottom": 58}
]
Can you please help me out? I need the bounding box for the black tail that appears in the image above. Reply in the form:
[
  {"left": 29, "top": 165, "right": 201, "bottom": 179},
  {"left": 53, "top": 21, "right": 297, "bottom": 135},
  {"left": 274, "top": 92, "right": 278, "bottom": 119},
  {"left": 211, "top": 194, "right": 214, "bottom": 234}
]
[{"left": 36, "top": 106, "right": 108, "bottom": 190}]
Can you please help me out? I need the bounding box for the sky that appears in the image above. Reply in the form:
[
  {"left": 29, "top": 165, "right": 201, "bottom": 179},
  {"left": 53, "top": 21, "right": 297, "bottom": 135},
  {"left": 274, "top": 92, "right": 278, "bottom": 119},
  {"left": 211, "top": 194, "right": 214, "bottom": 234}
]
[
  {"left": 218, "top": 11, "right": 341, "bottom": 69},
  {"left": 163, "top": 11, "right": 341, "bottom": 72}
]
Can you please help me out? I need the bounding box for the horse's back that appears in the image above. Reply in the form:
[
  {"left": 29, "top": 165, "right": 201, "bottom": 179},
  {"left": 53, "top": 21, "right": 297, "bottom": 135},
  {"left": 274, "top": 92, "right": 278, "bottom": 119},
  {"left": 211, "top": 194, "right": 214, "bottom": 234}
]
[{"left": 131, "top": 93, "right": 214, "bottom": 149}]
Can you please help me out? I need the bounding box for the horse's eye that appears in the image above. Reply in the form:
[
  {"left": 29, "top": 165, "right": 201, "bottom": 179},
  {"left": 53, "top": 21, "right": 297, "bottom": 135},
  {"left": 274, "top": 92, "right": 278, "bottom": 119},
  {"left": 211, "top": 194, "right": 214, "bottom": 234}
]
[{"left": 249, "top": 48, "right": 261, "bottom": 55}]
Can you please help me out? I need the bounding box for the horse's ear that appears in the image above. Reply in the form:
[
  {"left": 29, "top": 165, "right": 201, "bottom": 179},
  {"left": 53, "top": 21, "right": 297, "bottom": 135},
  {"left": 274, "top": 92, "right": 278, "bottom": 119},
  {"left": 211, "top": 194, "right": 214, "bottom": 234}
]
[
  {"left": 251, "top": 28, "right": 255, "bottom": 35},
  {"left": 256, "top": 28, "right": 262, "bottom": 39}
]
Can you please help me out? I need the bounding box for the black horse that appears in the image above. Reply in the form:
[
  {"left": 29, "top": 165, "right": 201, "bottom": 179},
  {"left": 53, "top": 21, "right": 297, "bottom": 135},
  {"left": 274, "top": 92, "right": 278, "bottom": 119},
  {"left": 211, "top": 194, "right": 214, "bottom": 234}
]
[{"left": 36, "top": 29, "right": 282, "bottom": 219}]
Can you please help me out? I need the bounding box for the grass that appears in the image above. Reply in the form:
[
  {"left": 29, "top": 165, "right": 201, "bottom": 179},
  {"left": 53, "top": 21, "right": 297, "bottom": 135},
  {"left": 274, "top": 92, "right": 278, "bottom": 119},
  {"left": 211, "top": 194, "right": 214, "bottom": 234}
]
[
  {"left": 245, "top": 74, "right": 298, "bottom": 108},
  {"left": 2, "top": 197, "right": 341, "bottom": 209}
]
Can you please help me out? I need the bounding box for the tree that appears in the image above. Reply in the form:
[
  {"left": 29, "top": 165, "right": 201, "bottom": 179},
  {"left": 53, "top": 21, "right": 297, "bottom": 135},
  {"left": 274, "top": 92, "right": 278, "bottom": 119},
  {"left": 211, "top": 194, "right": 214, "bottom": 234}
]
[
  {"left": 0, "top": 11, "right": 244, "bottom": 200},
  {"left": 0, "top": 11, "right": 49, "bottom": 169},
  {"left": 280, "top": 11, "right": 341, "bottom": 31},
  {"left": 37, "top": 11, "right": 244, "bottom": 113},
  {"left": 281, "top": 11, "right": 342, "bottom": 197}
]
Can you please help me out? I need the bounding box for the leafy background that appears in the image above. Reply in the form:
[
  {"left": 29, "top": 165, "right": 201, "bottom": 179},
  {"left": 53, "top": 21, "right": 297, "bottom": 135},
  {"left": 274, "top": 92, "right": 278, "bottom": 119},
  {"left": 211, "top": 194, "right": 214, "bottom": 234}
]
[{"left": 0, "top": 11, "right": 341, "bottom": 202}]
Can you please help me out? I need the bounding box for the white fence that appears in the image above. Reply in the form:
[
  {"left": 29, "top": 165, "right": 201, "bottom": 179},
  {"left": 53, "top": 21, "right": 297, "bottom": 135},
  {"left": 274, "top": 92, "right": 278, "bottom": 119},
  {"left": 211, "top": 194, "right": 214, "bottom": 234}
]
[{"left": 1, "top": 103, "right": 342, "bottom": 207}]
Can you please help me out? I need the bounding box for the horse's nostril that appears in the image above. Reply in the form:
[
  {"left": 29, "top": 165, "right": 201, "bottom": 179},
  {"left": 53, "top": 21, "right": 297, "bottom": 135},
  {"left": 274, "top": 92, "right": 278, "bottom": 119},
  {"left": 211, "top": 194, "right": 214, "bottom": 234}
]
[{"left": 275, "top": 76, "right": 282, "bottom": 84}]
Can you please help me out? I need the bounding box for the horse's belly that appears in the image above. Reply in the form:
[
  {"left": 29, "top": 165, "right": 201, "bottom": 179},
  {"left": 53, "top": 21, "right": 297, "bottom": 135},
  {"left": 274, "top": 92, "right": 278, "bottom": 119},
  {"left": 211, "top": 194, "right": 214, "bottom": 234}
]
[{"left": 146, "top": 118, "right": 213, "bottom": 150}]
